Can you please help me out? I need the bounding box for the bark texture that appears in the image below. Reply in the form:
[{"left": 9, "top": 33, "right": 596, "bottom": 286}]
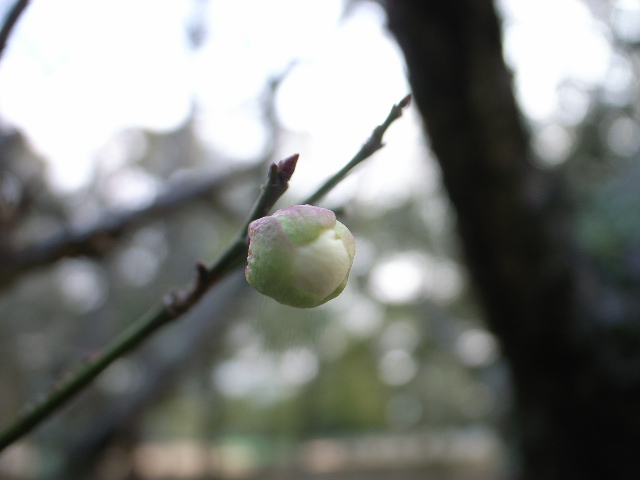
[{"left": 384, "top": 1, "right": 640, "bottom": 479}]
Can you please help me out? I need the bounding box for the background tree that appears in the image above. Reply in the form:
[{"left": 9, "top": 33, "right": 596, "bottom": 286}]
[{"left": 384, "top": 1, "right": 640, "bottom": 479}]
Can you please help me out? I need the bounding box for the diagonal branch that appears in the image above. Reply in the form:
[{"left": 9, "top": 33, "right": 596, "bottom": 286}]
[
  {"left": 303, "top": 94, "right": 411, "bottom": 205},
  {"left": 0, "top": 156, "right": 298, "bottom": 453},
  {"left": 163, "top": 153, "right": 300, "bottom": 317},
  {"left": 0, "top": 165, "right": 259, "bottom": 289},
  {"left": 0, "top": 95, "right": 410, "bottom": 451}
]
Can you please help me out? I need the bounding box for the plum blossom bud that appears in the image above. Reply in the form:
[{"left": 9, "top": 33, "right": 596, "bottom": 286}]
[{"left": 246, "top": 205, "right": 356, "bottom": 308}]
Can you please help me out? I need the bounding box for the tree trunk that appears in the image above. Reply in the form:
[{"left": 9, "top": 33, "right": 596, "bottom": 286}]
[{"left": 383, "top": 1, "right": 640, "bottom": 479}]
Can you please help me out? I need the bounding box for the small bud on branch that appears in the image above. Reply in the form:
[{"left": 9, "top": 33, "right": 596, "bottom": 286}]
[{"left": 246, "top": 205, "right": 356, "bottom": 308}]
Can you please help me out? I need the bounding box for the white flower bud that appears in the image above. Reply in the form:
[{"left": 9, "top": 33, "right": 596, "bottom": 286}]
[{"left": 245, "top": 205, "right": 356, "bottom": 308}]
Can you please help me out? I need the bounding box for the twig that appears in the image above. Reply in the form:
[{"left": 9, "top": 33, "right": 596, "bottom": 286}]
[
  {"left": 0, "top": 95, "right": 410, "bottom": 452},
  {"left": 303, "top": 94, "right": 411, "bottom": 205},
  {"left": 0, "top": 155, "right": 297, "bottom": 452},
  {"left": 164, "top": 153, "right": 299, "bottom": 316},
  {"left": 0, "top": 0, "right": 30, "bottom": 61},
  {"left": 58, "top": 272, "right": 247, "bottom": 477}
]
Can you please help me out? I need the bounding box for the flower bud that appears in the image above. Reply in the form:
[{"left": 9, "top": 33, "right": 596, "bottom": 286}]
[{"left": 246, "top": 205, "right": 356, "bottom": 308}]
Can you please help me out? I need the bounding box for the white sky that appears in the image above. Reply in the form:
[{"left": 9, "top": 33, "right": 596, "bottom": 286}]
[
  {"left": 0, "top": 0, "right": 408, "bottom": 192},
  {"left": 498, "top": 0, "right": 611, "bottom": 120},
  {"left": 0, "top": 0, "right": 624, "bottom": 192}
]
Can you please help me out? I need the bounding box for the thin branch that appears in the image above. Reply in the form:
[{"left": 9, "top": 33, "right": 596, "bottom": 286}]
[
  {"left": 0, "top": 156, "right": 297, "bottom": 452},
  {"left": 59, "top": 272, "right": 247, "bottom": 478},
  {"left": 0, "top": 165, "right": 259, "bottom": 289},
  {"left": 303, "top": 94, "right": 411, "bottom": 205},
  {"left": 164, "top": 153, "right": 299, "bottom": 316},
  {"left": 0, "top": 96, "right": 410, "bottom": 451},
  {"left": 0, "top": 0, "right": 30, "bottom": 61}
]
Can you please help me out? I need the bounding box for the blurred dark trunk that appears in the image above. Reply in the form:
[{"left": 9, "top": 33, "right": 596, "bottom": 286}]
[{"left": 383, "top": 1, "right": 640, "bottom": 479}]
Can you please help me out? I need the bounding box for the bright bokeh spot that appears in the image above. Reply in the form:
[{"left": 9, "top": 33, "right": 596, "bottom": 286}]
[
  {"left": 368, "top": 252, "right": 464, "bottom": 304},
  {"left": 279, "top": 347, "right": 320, "bottom": 385},
  {"left": 335, "top": 295, "right": 385, "bottom": 338},
  {"left": 455, "top": 329, "right": 500, "bottom": 367},
  {"left": 379, "top": 321, "right": 421, "bottom": 353},
  {"left": 378, "top": 349, "right": 418, "bottom": 386},
  {"left": 532, "top": 124, "right": 575, "bottom": 166},
  {"left": 56, "top": 259, "right": 107, "bottom": 313},
  {"left": 368, "top": 254, "right": 425, "bottom": 304},
  {"left": 605, "top": 115, "right": 640, "bottom": 156}
]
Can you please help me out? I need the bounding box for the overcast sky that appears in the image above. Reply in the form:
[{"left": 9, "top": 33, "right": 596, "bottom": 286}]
[{"left": 0, "top": 0, "right": 619, "bottom": 192}]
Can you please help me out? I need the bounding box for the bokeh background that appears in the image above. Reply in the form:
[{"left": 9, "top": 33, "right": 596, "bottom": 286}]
[{"left": 1, "top": 0, "right": 639, "bottom": 478}]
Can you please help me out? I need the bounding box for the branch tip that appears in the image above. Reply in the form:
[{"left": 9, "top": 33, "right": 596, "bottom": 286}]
[
  {"left": 277, "top": 153, "right": 299, "bottom": 184},
  {"left": 398, "top": 94, "right": 412, "bottom": 109},
  {"left": 195, "top": 261, "right": 209, "bottom": 283}
]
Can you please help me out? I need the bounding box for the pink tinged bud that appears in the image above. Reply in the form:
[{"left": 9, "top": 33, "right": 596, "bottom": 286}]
[{"left": 245, "top": 205, "right": 356, "bottom": 308}]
